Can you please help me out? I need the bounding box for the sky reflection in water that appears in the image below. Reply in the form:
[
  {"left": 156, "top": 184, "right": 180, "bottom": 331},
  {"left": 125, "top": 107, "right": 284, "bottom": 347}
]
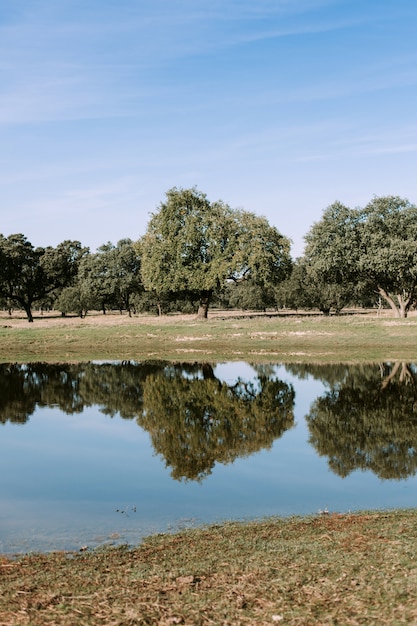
[{"left": 0, "top": 362, "right": 416, "bottom": 554}]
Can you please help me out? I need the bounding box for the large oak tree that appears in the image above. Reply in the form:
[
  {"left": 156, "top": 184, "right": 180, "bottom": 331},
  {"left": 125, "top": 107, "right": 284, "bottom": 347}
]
[
  {"left": 303, "top": 196, "right": 417, "bottom": 317},
  {"left": 140, "top": 187, "right": 292, "bottom": 318}
]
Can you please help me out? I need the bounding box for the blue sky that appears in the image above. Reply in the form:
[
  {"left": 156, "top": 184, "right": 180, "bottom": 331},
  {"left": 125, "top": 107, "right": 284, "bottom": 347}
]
[{"left": 1, "top": 0, "right": 416, "bottom": 257}]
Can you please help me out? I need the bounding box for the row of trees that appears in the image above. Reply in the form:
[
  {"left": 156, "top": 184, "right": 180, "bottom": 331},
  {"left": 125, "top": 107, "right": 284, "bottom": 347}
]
[{"left": 1, "top": 189, "right": 416, "bottom": 321}]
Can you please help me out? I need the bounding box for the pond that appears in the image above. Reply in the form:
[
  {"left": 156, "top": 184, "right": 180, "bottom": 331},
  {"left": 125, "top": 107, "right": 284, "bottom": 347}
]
[{"left": 1, "top": 361, "right": 416, "bottom": 554}]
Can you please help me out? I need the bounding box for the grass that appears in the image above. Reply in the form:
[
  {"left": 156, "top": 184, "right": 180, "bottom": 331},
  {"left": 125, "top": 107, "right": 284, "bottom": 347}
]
[
  {"left": 1, "top": 510, "right": 417, "bottom": 625},
  {"left": 2, "top": 308, "right": 417, "bottom": 363}
]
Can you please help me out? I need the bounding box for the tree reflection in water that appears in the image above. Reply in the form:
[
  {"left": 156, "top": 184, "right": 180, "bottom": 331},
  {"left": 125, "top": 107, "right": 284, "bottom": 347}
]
[
  {"left": 0, "top": 361, "right": 161, "bottom": 423},
  {"left": 138, "top": 362, "right": 295, "bottom": 480},
  {"left": 288, "top": 362, "right": 417, "bottom": 480},
  {"left": 2, "top": 361, "right": 417, "bottom": 481},
  {"left": 0, "top": 361, "right": 295, "bottom": 481}
]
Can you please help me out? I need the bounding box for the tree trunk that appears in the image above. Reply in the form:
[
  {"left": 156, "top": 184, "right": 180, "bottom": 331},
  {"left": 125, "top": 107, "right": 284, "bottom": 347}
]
[
  {"left": 196, "top": 290, "right": 212, "bottom": 320},
  {"left": 397, "top": 293, "right": 411, "bottom": 318},
  {"left": 23, "top": 303, "right": 34, "bottom": 322},
  {"left": 381, "top": 361, "right": 402, "bottom": 389},
  {"left": 377, "top": 287, "right": 410, "bottom": 318}
]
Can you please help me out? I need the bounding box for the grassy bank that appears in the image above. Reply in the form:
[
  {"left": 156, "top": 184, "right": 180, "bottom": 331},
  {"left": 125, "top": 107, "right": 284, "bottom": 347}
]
[
  {"left": 2, "top": 311, "right": 417, "bottom": 624},
  {"left": 2, "top": 309, "right": 417, "bottom": 363},
  {"left": 1, "top": 510, "right": 417, "bottom": 625}
]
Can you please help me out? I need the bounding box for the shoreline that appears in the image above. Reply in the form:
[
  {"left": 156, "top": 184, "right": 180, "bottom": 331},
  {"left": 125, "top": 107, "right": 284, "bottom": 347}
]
[{"left": 1, "top": 509, "right": 417, "bottom": 624}]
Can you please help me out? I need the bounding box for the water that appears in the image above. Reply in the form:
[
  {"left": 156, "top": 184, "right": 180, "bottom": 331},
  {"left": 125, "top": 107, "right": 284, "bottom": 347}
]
[{"left": 0, "top": 361, "right": 416, "bottom": 554}]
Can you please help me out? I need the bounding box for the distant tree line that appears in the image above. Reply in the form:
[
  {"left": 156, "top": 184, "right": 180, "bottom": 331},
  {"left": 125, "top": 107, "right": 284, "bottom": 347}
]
[{"left": 1, "top": 190, "right": 416, "bottom": 321}]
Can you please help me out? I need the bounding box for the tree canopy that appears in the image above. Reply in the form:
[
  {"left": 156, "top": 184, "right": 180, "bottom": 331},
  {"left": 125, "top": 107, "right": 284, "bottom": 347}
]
[
  {"left": 140, "top": 187, "right": 292, "bottom": 318},
  {"left": 3, "top": 192, "right": 417, "bottom": 319},
  {"left": 0, "top": 235, "right": 87, "bottom": 322},
  {"left": 275, "top": 258, "right": 356, "bottom": 314},
  {"left": 0, "top": 361, "right": 294, "bottom": 481},
  {"left": 0, "top": 361, "right": 163, "bottom": 424},
  {"left": 303, "top": 196, "right": 417, "bottom": 317}
]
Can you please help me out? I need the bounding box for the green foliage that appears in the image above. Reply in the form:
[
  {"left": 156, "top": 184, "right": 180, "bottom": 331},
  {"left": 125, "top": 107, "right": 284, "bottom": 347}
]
[
  {"left": 222, "top": 279, "right": 277, "bottom": 310},
  {"left": 305, "top": 362, "right": 417, "bottom": 479},
  {"left": 303, "top": 196, "right": 417, "bottom": 317},
  {"left": 5, "top": 359, "right": 417, "bottom": 483},
  {"left": 275, "top": 258, "right": 356, "bottom": 314},
  {"left": 132, "top": 290, "right": 199, "bottom": 316},
  {"left": 0, "top": 235, "right": 87, "bottom": 322},
  {"left": 0, "top": 361, "right": 163, "bottom": 424},
  {"left": 54, "top": 284, "right": 98, "bottom": 318},
  {"left": 138, "top": 363, "right": 295, "bottom": 480},
  {"left": 141, "top": 187, "right": 291, "bottom": 317},
  {"left": 358, "top": 197, "right": 417, "bottom": 315},
  {"left": 76, "top": 239, "right": 142, "bottom": 315},
  {"left": 0, "top": 361, "right": 294, "bottom": 482},
  {"left": 304, "top": 201, "right": 361, "bottom": 280}
]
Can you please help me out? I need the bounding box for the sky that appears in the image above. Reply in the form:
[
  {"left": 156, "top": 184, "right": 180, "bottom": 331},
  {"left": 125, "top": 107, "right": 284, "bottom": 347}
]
[{"left": 1, "top": 0, "right": 416, "bottom": 258}]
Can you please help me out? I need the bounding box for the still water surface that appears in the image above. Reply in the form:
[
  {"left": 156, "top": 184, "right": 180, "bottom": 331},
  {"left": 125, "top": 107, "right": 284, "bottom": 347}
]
[{"left": 0, "top": 361, "right": 416, "bottom": 554}]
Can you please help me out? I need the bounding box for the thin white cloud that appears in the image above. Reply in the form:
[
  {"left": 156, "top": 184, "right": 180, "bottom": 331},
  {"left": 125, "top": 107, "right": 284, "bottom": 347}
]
[
  {"left": 1, "top": 0, "right": 408, "bottom": 127},
  {"left": 290, "top": 126, "right": 417, "bottom": 162}
]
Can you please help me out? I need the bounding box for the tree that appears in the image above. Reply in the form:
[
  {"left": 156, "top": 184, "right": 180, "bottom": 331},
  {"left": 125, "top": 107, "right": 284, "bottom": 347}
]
[
  {"left": 140, "top": 187, "right": 292, "bottom": 319},
  {"left": 0, "top": 235, "right": 87, "bottom": 322},
  {"left": 223, "top": 278, "right": 277, "bottom": 311},
  {"left": 54, "top": 283, "right": 97, "bottom": 318},
  {"left": 303, "top": 196, "right": 417, "bottom": 318},
  {"left": 97, "top": 239, "right": 143, "bottom": 315},
  {"left": 275, "top": 258, "right": 356, "bottom": 314},
  {"left": 0, "top": 361, "right": 163, "bottom": 424},
  {"left": 75, "top": 239, "right": 142, "bottom": 315},
  {"left": 359, "top": 197, "right": 417, "bottom": 317}
]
